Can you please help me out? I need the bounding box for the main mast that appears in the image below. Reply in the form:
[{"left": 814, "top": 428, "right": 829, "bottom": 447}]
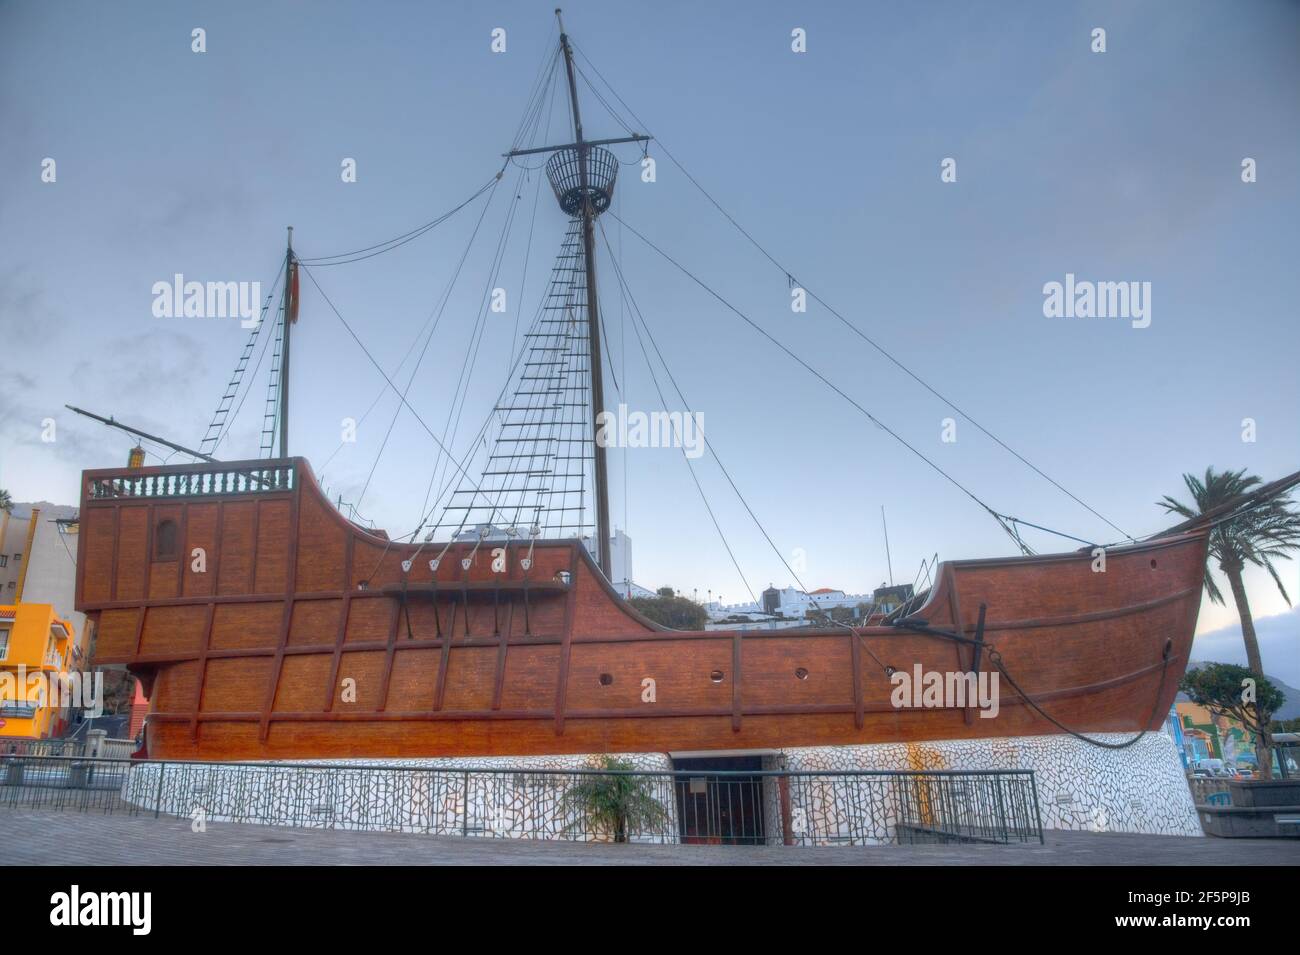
[
  {"left": 445, "top": 10, "right": 649, "bottom": 571},
  {"left": 557, "top": 10, "right": 611, "bottom": 578}
]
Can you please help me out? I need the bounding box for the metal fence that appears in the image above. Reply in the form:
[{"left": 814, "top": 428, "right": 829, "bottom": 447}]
[
  {"left": 1187, "top": 776, "right": 1234, "bottom": 806},
  {"left": 1, "top": 737, "right": 137, "bottom": 760},
  {"left": 0, "top": 755, "right": 1042, "bottom": 846}
]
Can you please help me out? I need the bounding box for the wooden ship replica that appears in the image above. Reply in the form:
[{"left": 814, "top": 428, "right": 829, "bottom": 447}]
[{"left": 71, "top": 14, "right": 1287, "bottom": 762}]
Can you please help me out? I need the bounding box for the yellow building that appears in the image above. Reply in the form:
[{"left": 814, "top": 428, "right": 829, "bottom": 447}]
[
  {"left": 0, "top": 603, "right": 79, "bottom": 739},
  {"left": 1176, "top": 700, "right": 1256, "bottom": 768}
]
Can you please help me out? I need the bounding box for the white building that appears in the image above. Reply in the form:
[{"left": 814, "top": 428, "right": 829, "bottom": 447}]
[
  {"left": 608, "top": 529, "right": 657, "bottom": 599},
  {"left": 707, "top": 584, "right": 876, "bottom": 622},
  {"left": 0, "top": 502, "right": 85, "bottom": 635}
]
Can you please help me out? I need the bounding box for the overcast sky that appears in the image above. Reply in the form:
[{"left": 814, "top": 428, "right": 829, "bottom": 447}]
[{"left": 1, "top": 1, "right": 1296, "bottom": 678}]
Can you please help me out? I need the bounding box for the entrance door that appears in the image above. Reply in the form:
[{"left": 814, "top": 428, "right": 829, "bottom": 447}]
[{"left": 672, "top": 756, "right": 765, "bottom": 845}]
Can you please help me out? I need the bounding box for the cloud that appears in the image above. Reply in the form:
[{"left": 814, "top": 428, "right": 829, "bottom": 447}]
[
  {"left": 0, "top": 266, "right": 54, "bottom": 340},
  {"left": 0, "top": 327, "right": 213, "bottom": 484},
  {"left": 1191, "top": 605, "right": 1300, "bottom": 688}
]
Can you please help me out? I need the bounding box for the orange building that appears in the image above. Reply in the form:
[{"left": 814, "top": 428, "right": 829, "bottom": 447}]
[{"left": 0, "top": 603, "right": 80, "bottom": 739}]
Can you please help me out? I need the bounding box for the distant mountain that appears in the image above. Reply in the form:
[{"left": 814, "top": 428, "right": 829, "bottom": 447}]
[
  {"left": 1181, "top": 660, "right": 1300, "bottom": 721},
  {"left": 6, "top": 500, "right": 80, "bottom": 521}
]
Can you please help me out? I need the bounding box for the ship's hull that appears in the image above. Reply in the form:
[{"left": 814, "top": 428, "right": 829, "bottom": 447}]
[{"left": 76, "top": 458, "right": 1206, "bottom": 761}]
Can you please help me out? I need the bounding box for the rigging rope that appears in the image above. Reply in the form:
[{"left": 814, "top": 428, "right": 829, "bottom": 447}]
[
  {"left": 388, "top": 232, "right": 586, "bottom": 567},
  {"left": 355, "top": 169, "right": 508, "bottom": 510},
  {"left": 207, "top": 262, "right": 287, "bottom": 457},
  {"left": 297, "top": 262, "right": 512, "bottom": 522},
  {"left": 421, "top": 168, "right": 531, "bottom": 521},
  {"left": 571, "top": 39, "right": 1134, "bottom": 545},
  {"left": 601, "top": 219, "right": 880, "bottom": 619},
  {"left": 609, "top": 232, "right": 759, "bottom": 607},
  {"left": 606, "top": 210, "right": 1011, "bottom": 532},
  {"left": 296, "top": 173, "right": 503, "bottom": 267}
]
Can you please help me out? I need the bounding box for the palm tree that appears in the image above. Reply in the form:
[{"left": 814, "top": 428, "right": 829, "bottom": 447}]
[
  {"left": 1159, "top": 467, "right": 1300, "bottom": 778},
  {"left": 561, "top": 755, "right": 671, "bottom": 843},
  {"left": 0, "top": 489, "right": 12, "bottom": 513}
]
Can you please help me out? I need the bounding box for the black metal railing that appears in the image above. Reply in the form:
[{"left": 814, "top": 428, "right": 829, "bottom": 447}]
[
  {"left": 0, "top": 756, "right": 1043, "bottom": 846},
  {"left": 2, "top": 738, "right": 137, "bottom": 760}
]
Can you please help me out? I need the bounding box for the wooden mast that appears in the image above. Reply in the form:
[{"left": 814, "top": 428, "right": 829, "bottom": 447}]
[
  {"left": 280, "top": 226, "right": 294, "bottom": 458},
  {"left": 556, "top": 9, "right": 612, "bottom": 579}
]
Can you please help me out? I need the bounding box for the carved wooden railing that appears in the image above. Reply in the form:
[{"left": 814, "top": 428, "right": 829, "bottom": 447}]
[{"left": 86, "top": 462, "right": 295, "bottom": 500}]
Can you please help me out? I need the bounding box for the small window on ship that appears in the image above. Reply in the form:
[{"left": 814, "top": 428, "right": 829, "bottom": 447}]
[{"left": 154, "top": 519, "right": 178, "bottom": 561}]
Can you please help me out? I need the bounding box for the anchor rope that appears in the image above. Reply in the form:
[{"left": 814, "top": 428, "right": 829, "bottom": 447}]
[{"left": 887, "top": 616, "right": 1173, "bottom": 750}]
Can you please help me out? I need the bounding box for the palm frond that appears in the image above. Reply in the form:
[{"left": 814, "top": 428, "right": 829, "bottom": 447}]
[
  {"left": 1264, "top": 561, "right": 1293, "bottom": 607},
  {"left": 1161, "top": 467, "right": 1300, "bottom": 608}
]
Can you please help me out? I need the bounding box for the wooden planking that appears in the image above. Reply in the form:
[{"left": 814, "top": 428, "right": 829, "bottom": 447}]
[
  {"left": 498, "top": 644, "right": 560, "bottom": 712},
  {"left": 287, "top": 599, "right": 342, "bottom": 648},
  {"left": 945, "top": 564, "right": 974, "bottom": 726},
  {"left": 247, "top": 500, "right": 261, "bottom": 592},
  {"left": 274, "top": 654, "right": 334, "bottom": 712},
  {"left": 200, "top": 657, "right": 272, "bottom": 712},
  {"left": 109, "top": 507, "right": 121, "bottom": 601},
  {"left": 92, "top": 609, "right": 139, "bottom": 659},
  {"left": 324, "top": 533, "right": 354, "bottom": 712},
  {"left": 189, "top": 500, "right": 224, "bottom": 740},
  {"left": 76, "top": 456, "right": 1211, "bottom": 762},
  {"left": 253, "top": 500, "right": 290, "bottom": 593},
  {"left": 209, "top": 602, "right": 281, "bottom": 651},
  {"left": 553, "top": 548, "right": 579, "bottom": 734},
  {"left": 142, "top": 503, "right": 155, "bottom": 604},
  {"left": 116, "top": 506, "right": 149, "bottom": 601},
  {"left": 375, "top": 597, "right": 401, "bottom": 711},
  {"left": 295, "top": 489, "right": 346, "bottom": 593},
  {"left": 131, "top": 605, "right": 147, "bottom": 658},
  {"left": 491, "top": 601, "right": 515, "bottom": 711},
  {"left": 849, "top": 627, "right": 864, "bottom": 730},
  {"left": 257, "top": 484, "right": 299, "bottom": 741},
  {"left": 174, "top": 503, "right": 188, "bottom": 595},
  {"left": 433, "top": 599, "right": 454, "bottom": 711},
  {"left": 386, "top": 648, "right": 441, "bottom": 712},
  {"left": 731, "top": 632, "right": 742, "bottom": 732},
  {"left": 334, "top": 651, "right": 387, "bottom": 710},
  {"left": 138, "top": 604, "right": 206, "bottom": 657},
  {"left": 217, "top": 502, "right": 256, "bottom": 596}
]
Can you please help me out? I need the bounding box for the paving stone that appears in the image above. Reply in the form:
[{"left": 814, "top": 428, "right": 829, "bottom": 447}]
[{"left": 1, "top": 809, "right": 1297, "bottom": 865}]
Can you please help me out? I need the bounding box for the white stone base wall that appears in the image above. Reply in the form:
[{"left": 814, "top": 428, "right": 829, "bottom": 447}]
[
  {"left": 779, "top": 731, "right": 1201, "bottom": 837},
  {"left": 122, "top": 752, "right": 678, "bottom": 843},
  {"left": 121, "top": 731, "right": 1200, "bottom": 842}
]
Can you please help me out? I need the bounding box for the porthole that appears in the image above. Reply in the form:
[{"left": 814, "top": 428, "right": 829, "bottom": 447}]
[
  {"left": 709, "top": 670, "right": 725, "bottom": 684},
  {"left": 795, "top": 667, "right": 809, "bottom": 681},
  {"left": 599, "top": 673, "right": 614, "bottom": 687},
  {"left": 1150, "top": 559, "right": 1158, "bottom": 569}
]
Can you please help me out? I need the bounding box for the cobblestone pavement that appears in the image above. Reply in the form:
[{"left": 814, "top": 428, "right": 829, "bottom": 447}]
[{"left": 2, "top": 810, "right": 1298, "bottom": 864}]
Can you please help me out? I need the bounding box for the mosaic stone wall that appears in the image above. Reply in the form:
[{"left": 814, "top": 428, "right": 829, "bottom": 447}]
[
  {"left": 122, "top": 731, "right": 1199, "bottom": 842},
  {"left": 780, "top": 730, "right": 1202, "bottom": 837},
  {"left": 123, "top": 752, "right": 678, "bottom": 843}
]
